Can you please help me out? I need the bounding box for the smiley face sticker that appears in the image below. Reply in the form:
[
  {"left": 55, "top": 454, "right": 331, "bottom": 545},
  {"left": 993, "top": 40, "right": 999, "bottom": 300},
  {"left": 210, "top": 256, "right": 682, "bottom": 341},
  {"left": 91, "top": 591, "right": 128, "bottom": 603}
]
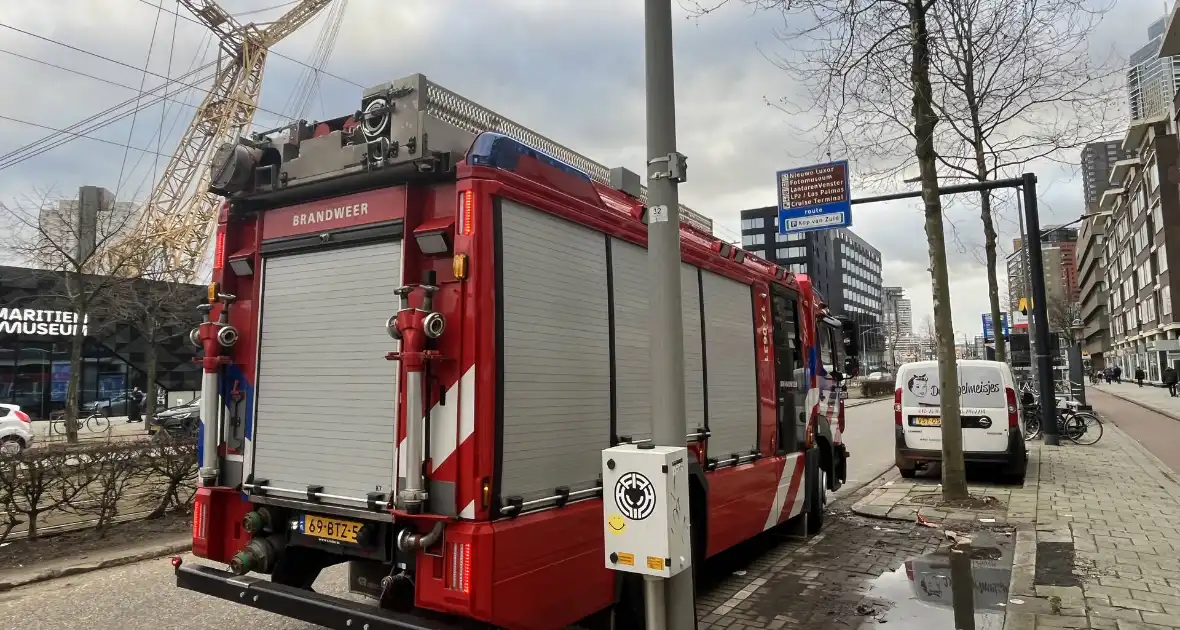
[{"left": 607, "top": 513, "right": 627, "bottom": 535}]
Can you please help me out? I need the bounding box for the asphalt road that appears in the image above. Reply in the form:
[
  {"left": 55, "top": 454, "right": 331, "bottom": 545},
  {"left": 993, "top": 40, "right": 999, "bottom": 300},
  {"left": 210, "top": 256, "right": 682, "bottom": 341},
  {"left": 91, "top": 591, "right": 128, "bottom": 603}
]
[
  {"left": 0, "top": 399, "right": 897, "bottom": 630},
  {"left": 835, "top": 397, "right": 895, "bottom": 498},
  {"left": 1089, "top": 388, "right": 1180, "bottom": 474}
]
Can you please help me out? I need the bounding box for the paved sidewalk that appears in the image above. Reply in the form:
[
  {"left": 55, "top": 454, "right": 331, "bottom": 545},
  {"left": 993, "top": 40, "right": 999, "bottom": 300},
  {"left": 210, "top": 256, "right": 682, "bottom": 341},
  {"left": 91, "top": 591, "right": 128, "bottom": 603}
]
[
  {"left": 1092, "top": 382, "right": 1180, "bottom": 421},
  {"left": 851, "top": 418, "right": 1180, "bottom": 629}
]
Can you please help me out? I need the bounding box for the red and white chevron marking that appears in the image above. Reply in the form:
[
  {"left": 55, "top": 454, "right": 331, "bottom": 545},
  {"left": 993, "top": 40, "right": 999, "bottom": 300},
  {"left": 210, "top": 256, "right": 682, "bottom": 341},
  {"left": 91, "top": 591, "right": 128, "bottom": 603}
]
[{"left": 762, "top": 453, "right": 807, "bottom": 530}]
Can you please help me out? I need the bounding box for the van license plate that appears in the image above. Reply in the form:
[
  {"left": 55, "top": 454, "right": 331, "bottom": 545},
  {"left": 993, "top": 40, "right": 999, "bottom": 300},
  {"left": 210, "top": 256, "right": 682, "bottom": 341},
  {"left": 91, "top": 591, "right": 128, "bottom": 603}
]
[
  {"left": 911, "top": 416, "right": 942, "bottom": 427},
  {"left": 301, "top": 514, "right": 362, "bottom": 544}
]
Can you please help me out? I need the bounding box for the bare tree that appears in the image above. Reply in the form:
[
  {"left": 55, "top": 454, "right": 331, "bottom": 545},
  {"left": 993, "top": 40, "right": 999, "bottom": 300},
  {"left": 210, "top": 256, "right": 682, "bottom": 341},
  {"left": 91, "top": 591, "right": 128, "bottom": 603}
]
[
  {"left": 1046, "top": 297, "right": 1082, "bottom": 336},
  {"left": 1, "top": 189, "right": 142, "bottom": 442},
  {"left": 107, "top": 272, "right": 200, "bottom": 425},
  {"left": 690, "top": 0, "right": 969, "bottom": 499},
  {"left": 929, "top": 0, "right": 1119, "bottom": 364}
]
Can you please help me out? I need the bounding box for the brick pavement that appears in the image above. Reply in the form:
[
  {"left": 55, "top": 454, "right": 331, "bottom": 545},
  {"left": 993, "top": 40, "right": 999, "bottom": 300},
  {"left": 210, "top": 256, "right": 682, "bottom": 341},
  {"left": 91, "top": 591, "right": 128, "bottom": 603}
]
[
  {"left": 847, "top": 408, "right": 1180, "bottom": 629},
  {"left": 694, "top": 510, "right": 958, "bottom": 629}
]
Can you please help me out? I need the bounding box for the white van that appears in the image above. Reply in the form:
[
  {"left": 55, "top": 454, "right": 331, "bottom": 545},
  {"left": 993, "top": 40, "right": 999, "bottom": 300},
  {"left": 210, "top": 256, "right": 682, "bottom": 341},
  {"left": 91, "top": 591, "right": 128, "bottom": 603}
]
[{"left": 894, "top": 360, "right": 1027, "bottom": 481}]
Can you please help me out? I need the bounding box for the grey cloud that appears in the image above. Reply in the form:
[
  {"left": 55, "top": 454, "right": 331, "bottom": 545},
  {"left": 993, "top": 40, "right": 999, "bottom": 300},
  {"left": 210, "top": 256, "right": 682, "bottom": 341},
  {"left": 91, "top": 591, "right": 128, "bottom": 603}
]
[{"left": 0, "top": 0, "right": 1162, "bottom": 331}]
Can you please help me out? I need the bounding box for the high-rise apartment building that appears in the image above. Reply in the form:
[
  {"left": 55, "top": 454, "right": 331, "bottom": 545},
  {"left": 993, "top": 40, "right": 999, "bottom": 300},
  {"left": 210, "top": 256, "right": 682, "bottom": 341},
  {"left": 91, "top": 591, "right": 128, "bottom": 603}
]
[
  {"left": 38, "top": 186, "right": 135, "bottom": 263},
  {"left": 740, "top": 207, "right": 886, "bottom": 367},
  {"left": 1129, "top": 17, "right": 1180, "bottom": 122},
  {"left": 1082, "top": 141, "right": 1135, "bottom": 213},
  {"left": 1006, "top": 226, "right": 1079, "bottom": 314},
  {"left": 1077, "top": 214, "right": 1112, "bottom": 368}
]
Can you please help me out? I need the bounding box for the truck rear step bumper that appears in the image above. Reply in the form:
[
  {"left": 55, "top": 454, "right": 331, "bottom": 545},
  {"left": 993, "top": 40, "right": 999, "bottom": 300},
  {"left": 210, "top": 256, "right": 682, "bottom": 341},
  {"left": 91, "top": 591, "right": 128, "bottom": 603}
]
[{"left": 176, "top": 564, "right": 475, "bottom": 630}]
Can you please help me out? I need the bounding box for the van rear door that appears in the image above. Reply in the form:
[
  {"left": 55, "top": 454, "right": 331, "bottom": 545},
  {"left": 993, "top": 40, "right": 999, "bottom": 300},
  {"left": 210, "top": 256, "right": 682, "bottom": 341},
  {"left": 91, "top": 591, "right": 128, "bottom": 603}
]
[{"left": 899, "top": 362, "right": 1010, "bottom": 454}]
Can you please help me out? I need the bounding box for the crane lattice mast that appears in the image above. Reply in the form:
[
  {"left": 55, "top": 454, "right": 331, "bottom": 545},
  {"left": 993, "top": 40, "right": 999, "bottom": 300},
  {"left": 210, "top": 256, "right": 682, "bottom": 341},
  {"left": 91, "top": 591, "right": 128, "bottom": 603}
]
[{"left": 126, "top": 0, "right": 333, "bottom": 280}]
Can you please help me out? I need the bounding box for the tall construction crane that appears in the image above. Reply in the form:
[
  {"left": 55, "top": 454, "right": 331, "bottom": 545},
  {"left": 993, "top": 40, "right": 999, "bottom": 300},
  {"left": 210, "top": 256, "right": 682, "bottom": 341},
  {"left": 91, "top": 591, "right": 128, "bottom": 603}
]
[{"left": 125, "top": 0, "right": 333, "bottom": 279}]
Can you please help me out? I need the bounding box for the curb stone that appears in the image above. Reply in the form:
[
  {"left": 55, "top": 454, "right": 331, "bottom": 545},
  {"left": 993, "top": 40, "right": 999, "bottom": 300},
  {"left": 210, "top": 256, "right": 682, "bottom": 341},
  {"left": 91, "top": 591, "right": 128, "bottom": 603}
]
[
  {"left": 1002, "top": 527, "right": 1038, "bottom": 630},
  {"left": 0, "top": 539, "right": 191, "bottom": 592}
]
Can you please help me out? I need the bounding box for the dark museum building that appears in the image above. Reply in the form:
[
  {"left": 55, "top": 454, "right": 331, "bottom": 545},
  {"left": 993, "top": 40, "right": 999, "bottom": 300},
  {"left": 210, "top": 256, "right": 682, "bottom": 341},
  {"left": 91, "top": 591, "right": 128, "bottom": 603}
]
[{"left": 0, "top": 265, "right": 204, "bottom": 419}]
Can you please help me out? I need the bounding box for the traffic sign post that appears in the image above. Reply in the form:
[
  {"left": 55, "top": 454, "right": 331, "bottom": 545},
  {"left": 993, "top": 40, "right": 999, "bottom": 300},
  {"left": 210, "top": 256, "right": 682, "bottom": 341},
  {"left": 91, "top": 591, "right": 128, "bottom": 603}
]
[{"left": 777, "top": 160, "right": 853, "bottom": 234}]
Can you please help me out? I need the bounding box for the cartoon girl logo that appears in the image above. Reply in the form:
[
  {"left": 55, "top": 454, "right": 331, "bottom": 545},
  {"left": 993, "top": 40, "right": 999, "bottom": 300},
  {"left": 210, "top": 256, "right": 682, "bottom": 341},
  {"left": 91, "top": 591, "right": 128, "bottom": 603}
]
[{"left": 907, "top": 373, "right": 930, "bottom": 398}]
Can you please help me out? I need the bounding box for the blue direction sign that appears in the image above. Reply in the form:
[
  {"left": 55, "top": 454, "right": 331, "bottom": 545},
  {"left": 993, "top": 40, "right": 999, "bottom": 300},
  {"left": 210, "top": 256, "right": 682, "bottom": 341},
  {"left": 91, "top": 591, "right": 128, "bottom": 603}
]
[
  {"left": 777, "top": 160, "right": 853, "bottom": 234},
  {"left": 982, "top": 313, "right": 1010, "bottom": 341}
]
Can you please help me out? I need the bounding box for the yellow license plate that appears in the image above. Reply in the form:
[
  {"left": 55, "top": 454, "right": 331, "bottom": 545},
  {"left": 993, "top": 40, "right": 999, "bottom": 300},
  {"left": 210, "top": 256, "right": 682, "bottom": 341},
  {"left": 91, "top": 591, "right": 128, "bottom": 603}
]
[
  {"left": 301, "top": 514, "right": 362, "bottom": 544},
  {"left": 913, "top": 416, "right": 942, "bottom": 427}
]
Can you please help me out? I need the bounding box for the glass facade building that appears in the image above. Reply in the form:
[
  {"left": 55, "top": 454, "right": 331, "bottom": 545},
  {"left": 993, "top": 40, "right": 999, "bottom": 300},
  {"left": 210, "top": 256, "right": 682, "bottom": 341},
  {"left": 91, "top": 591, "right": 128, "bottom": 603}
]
[{"left": 0, "top": 265, "right": 203, "bottom": 420}]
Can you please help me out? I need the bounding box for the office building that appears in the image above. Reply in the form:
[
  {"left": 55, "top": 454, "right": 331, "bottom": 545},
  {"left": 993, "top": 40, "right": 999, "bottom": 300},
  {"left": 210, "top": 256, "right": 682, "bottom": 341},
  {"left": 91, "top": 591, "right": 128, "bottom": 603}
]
[
  {"left": 1077, "top": 215, "right": 1112, "bottom": 368},
  {"left": 37, "top": 186, "right": 136, "bottom": 263},
  {"left": 1128, "top": 17, "right": 1180, "bottom": 122},
  {"left": 740, "top": 207, "right": 886, "bottom": 368},
  {"left": 1082, "top": 141, "right": 1135, "bottom": 213},
  {"left": 883, "top": 286, "right": 914, "bottom": 367}
]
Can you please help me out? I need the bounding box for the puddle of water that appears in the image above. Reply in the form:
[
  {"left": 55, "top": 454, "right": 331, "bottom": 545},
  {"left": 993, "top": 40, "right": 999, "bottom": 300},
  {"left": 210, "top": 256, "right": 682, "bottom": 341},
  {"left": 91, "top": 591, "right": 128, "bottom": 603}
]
[{"left": 858, "top": 531, "right": 1013, "bottom": 629}]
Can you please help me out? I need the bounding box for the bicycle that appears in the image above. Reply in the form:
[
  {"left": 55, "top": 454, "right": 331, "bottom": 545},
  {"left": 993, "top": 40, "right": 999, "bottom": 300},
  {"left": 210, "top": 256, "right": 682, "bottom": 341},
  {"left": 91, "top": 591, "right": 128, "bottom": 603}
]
[
  {"left": 1021, "top": 398, "right": 1103, "bottom": 445},
  {"left": 49, "top": 411, "right": 112, "bottom": 436}
]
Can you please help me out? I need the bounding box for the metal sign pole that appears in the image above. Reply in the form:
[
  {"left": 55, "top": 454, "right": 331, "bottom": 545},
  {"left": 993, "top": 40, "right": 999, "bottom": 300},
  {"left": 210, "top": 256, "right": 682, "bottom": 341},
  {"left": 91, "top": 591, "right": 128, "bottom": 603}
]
[
  {"left": 1021, "top": 173, "right": 1060, "bottom": 445},
  {"left": 643, "top": 0, "right": 697, "bottom": 627}
]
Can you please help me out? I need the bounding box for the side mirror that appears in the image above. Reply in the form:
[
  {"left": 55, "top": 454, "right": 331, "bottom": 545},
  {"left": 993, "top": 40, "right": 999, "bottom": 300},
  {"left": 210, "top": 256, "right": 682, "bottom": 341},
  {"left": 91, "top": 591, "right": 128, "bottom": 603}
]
[
  {"left": 844, "top": 357, "right": 860, "bottom": 378},
  {"left": 838, "top": 317, "right": 860, "bottom": 357}
]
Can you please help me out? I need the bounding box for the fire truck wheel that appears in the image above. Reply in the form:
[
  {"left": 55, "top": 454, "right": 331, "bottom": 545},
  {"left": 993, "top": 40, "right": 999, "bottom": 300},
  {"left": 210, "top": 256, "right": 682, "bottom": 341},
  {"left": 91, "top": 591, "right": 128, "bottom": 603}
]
[{"left": 806, "top": 464, "right": 826, "bottom": 535}]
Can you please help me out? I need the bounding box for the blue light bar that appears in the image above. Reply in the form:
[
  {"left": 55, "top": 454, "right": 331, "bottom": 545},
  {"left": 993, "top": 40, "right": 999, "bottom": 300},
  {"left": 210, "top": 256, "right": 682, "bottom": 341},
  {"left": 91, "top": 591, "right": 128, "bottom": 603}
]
[{"left": 466, "top": 132, "right": 592, "bottom": 184}]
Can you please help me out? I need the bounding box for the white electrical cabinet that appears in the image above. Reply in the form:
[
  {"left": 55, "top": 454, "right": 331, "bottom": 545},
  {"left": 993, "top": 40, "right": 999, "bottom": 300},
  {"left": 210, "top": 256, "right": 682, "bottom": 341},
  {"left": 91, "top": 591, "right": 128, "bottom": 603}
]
[{"left": 601, "top": 444, "right": 692, "bottom": 578}]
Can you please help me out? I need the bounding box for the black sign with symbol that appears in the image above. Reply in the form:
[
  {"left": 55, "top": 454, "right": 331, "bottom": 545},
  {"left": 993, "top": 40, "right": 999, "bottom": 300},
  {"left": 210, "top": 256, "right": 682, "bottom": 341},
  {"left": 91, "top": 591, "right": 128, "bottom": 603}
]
[{"left": 614, "top": 472, "right": 656, "bottom": 521}]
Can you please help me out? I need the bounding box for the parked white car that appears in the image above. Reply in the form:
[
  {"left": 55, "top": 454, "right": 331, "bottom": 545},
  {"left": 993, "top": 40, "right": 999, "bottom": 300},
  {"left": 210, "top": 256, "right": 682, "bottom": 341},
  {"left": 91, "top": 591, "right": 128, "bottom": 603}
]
[
  {"left": 0, "top": 403, "right": 35, "bottom": 456},
  {"left": 893, "top": 360, "right": 1027, "bottom": 481}
]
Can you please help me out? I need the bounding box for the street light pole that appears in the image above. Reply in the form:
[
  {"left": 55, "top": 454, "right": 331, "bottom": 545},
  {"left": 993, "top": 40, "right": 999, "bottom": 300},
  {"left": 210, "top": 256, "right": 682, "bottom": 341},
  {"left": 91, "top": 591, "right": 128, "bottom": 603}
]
[
  {"left": 643, "top": 0, "right": 697, "bottom": 627},
  {"left": 1021, "top": 173, "right": 1059, "bottom": 445}
]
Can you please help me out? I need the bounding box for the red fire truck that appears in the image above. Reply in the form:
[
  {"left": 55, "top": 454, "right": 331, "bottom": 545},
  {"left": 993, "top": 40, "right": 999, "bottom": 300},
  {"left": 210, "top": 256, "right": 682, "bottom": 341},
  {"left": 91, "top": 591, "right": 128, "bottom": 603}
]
[{"left": 178, "top": 73, "right": 860, "bottom": 630}]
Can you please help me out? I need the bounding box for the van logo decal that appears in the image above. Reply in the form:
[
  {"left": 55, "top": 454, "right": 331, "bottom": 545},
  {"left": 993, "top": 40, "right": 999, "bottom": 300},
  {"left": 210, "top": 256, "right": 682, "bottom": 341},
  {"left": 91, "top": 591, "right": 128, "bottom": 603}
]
[{"left": 907, "top": 374, "right": 930, "bottom": 398}]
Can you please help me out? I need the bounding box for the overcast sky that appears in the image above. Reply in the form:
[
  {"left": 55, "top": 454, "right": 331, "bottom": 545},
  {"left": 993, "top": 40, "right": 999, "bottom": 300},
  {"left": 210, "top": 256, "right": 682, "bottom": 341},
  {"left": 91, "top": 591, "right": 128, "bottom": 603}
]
[{"left": 0, "top": 0, "right": 1167, "bottom": 338}]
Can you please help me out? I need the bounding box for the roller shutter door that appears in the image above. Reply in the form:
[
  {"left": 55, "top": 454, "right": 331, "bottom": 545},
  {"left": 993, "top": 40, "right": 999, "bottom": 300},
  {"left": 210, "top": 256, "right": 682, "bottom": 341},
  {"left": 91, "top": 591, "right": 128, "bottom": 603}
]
[
  {"left": 610, "top": 238, "right": 706, "bottom": 442},
  {"left": 499, "top": 200, "right": 611, "bottom": 501},
  {"left": 701, "top": 270, "right": 758, "bottom": 457},
  {"left": 250, "top": 240, "right": 401, "bottom": 506}
]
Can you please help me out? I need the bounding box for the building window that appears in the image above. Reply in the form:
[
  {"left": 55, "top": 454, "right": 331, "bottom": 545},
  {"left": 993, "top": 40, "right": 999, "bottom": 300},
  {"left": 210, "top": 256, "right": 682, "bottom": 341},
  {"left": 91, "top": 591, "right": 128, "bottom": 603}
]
[
  {"left": 1134, "top": 225, "right": 1149, "bottom": 252},
  {"left": 742, "top": 234, "right": 766, "bottom": 246},
  {"left": 1146, "top": 155, "right": 1158, "bottom": 194},
  {"left": 1163, "top": 286, "right": 1172, "bottom": 316},
  {"left": 741, "top": 218, "right": 765, "bottom": 230},
  {"left": 1145, "top": 294, "right": 1157, "bottom": 322},
  {"left": 1160, "top": 243, "right": 1169, "bottom": 272},
  {"left": 775, "top": 246, "right": 806, "bottom": 259}
]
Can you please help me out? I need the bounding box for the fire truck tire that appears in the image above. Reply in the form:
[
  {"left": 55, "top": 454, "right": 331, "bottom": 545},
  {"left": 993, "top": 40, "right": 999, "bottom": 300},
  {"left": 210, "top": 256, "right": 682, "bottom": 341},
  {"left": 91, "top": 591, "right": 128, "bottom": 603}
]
[{"left": 806, "top": 457, "right": 826, "bottom": 535}]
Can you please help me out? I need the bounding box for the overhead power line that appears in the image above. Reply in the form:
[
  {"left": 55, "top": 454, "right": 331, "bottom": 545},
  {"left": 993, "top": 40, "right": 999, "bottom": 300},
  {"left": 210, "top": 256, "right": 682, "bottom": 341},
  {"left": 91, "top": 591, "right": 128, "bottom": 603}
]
[
  {"left": 0, "top": 58, "right": 216, "bottom": 171},
  {"left": 0, "top": 22, "right": 294, "bottom": 121},
  {"left": 128, "top": 0, "right": 366, "bottom": 89},
  {"left": 0, "top": 113, "right": 201, "bottom": 165}
]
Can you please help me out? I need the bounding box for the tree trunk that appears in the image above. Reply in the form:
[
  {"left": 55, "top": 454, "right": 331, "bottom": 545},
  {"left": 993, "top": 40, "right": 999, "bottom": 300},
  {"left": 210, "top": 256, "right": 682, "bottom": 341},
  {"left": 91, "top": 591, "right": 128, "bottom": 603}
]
[
  {"left": 980, "top": 190, "right": 1007, "bottom": 362},
  {"left": 144, "top": 316, "right": 159, "bottom": 427},
  {"left": 64, "top": 293, "right": 86, "bottom": 444},
  {"left": 909, "top": 0, "right": 968, "bottom": 501}
]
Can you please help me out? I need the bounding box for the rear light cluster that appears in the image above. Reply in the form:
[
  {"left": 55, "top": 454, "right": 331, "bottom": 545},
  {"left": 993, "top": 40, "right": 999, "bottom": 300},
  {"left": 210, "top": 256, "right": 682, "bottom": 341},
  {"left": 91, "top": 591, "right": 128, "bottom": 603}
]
[
  {"left": 458, "top": 190, "right": 475, "bottom": 236},
  {"left": 1005, "top": 387, "right": 1018, "bottom": 428},
  {"left": 446, "top": 541, "right": 472, "bottom": 594},
  {"left": 894, "top": 388, "right": 902, "bottom": 426},
  {"left": 192, "top": 499, "right": 207, "bottom": 542},
  {"left": 13, "top": 410, "right": 30, "bottom": 424}
]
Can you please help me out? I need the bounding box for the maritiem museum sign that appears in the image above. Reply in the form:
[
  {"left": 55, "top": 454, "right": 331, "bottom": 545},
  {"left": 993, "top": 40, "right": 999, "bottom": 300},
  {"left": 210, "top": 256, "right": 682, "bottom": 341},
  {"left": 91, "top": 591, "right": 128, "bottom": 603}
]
[
  {"left": 0, "top": 308, "right": 90, "bottom": 338},
  {"left": 776, "top": 160, "right": 853, "bottom": 234}
]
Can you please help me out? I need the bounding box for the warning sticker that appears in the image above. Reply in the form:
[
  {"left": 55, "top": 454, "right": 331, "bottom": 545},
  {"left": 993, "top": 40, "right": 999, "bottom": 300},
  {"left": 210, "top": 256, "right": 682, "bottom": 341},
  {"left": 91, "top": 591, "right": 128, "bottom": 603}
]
[
  {"left": 618, "top": 552, "right": 635, "bottom": 566},
  {"left": 646, "top": 556, "right": 665, "bottom": 570}
]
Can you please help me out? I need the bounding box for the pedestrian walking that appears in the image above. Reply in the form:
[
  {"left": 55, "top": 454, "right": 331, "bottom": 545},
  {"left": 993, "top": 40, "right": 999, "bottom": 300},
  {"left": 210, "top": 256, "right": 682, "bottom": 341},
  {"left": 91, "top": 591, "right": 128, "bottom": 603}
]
[
  {"left": 1114, "top": 365, "right": 1123, "bottom": 383},
  {"left": 127, "top": 386, "right": 146, "bottom": 423},
  {"left": 1135, "top": 368, "right": 1146, "bottom": 388},
  {"left": 1165, "top": 366, "right": 1178, "bottom": 397}
]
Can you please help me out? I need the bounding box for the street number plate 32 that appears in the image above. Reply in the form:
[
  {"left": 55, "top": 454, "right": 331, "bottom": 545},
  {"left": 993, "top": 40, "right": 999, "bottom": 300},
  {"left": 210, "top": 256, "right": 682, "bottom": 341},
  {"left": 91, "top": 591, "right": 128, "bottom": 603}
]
[{"left": 300, "top": 514, "right": 362, "bottom": 544}]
